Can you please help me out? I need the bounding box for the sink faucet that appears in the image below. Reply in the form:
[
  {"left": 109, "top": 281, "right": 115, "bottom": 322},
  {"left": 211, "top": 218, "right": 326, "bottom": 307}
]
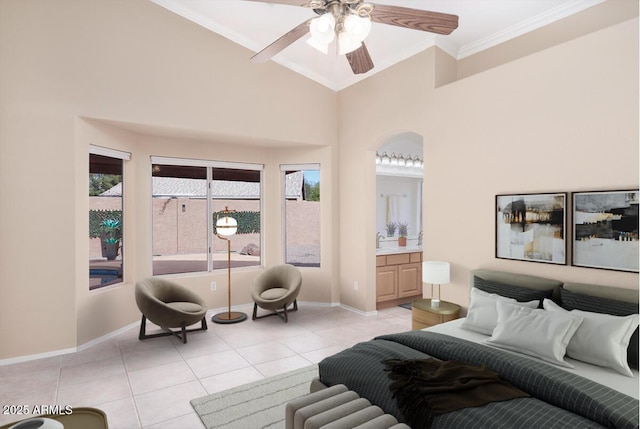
[
  {"left": 418, "top": 231, "right": 423, "bottom": 246},
  {"left": 376, "top": 232, "right": 383, "bottom": 248}
]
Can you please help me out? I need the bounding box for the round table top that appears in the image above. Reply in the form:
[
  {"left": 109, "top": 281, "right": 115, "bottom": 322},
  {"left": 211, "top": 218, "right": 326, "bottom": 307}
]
[{"left": 412, "top": 298, "right": 460, "bottom": 314}]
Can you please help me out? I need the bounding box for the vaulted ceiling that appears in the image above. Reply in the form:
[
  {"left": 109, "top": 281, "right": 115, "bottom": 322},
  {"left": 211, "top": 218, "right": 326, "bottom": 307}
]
[{"left": 151, "top": 0, "right": 605, "bottom": 90}]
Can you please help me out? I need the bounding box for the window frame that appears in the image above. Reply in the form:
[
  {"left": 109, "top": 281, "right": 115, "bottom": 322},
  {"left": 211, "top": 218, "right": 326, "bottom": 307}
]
[
  {"left": 89, "top": 145, "right": 130, "bottom": 290},
  {"left": 280, "top": 163, "right": 321, "bottom": 268},
  {"left": 151, "top": 156, "right": 264, "bottom": 275}
]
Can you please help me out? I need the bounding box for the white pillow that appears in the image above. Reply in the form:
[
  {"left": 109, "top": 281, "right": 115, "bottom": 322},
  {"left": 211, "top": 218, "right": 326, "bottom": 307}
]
[
  {"left": 543, "top": 299, "right": 639, "bottom": 377},
  {"left": 461, "top": 287, "right": 539, "bottom": 335},
  {"left": 486, "top": 300, "right": 583, "bottom": 368}
]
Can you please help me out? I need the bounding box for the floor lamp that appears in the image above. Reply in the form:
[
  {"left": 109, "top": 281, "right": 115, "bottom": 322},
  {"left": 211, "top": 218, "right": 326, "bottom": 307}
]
[
  {"left": 422, "top": 261, "right": 450, "bottom": 308},
  {"left": 211, "top": 206, "right": 247, "bottom": 324}
]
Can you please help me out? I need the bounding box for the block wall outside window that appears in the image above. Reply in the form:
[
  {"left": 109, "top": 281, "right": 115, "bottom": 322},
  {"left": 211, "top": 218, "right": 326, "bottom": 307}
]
[{"left": 152, "top": 164, "right": 208, "bottom": 275}]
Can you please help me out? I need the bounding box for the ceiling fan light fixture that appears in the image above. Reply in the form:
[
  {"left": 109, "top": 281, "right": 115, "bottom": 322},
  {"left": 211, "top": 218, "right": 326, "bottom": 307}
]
[
  {"left": 306, "top": 36, "right": 330, "bottom": 54},
  {"left": 344, "top": 14, "right": 371, "bottom": 43},
  {"left": 309, "top": 13, "right": 335, "bottom": 45},
  {"left": 248, "top": 1, "right": 458, "bottom": 76},
  {"left": 338, "top": 31, "right": 361, "bottom": 55}
]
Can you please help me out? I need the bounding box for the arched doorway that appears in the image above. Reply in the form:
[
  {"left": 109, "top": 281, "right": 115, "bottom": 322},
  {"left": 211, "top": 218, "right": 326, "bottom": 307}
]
[{"left": 374, "top": 132, "right": 424, "bottom": 310}]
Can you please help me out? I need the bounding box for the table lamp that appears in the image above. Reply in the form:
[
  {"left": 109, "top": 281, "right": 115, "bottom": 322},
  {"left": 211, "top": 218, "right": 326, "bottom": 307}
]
[{"left": 422, "top": 261, "right": 450, "bottom": 308}]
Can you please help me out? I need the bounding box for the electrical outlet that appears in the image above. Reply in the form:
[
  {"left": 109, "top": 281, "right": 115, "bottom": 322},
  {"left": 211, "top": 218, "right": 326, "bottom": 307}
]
[
  {"left": 210, "top": 281, "right": 217, "bottom": 291},
  {"left": 354, "top": 281, "right": 359, "bottom": 291}
]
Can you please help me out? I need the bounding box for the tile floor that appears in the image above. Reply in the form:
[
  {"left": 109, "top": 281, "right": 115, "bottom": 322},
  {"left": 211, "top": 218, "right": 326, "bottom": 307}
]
[{"left": 0, "top": 304, "right": 412, "bottom": 429}]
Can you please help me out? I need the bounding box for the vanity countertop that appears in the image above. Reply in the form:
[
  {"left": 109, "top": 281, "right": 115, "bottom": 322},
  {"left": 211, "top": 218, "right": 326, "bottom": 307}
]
[{"left": 376, "top": 245, "right": 423, "bottom": 256}]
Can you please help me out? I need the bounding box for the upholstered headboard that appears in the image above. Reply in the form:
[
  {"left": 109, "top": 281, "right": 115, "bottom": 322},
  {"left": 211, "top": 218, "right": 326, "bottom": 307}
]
[
  {"left": 470, "top": 269, "right": 563, "bottom": 302},
  {"left": 563, "top": 282, "right": 638, "bottom": 304},
  {"left": 470, "top": 268, "right": 639, "bottom": 305},
  {"left": 470, "top": 268, "right": 640, "bottom": 303}
]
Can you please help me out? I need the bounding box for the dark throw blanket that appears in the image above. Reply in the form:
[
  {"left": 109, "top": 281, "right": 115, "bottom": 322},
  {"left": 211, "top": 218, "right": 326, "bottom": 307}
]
[
  {"left": 384, "top": 358, "right": 529, "bottom": 428},
  {"left": 318, "top": 331, "right": 639, "bottom": 429}
]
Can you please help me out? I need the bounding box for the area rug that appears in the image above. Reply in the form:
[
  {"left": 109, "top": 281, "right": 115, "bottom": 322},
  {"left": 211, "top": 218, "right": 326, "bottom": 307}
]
[{"left": 191, "top": 364, "right": 319, "bottom": 429}]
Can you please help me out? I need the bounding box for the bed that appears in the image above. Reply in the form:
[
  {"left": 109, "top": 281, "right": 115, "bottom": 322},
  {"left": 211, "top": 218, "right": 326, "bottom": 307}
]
[{"left": 316, "top": 269, "right": 639, "bottom": 428}]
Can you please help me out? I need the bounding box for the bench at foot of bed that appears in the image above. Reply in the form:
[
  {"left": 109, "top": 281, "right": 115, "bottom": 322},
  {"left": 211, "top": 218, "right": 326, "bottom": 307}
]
[{"left": 285, "top": 383, "right": 410, "bottom": 429}]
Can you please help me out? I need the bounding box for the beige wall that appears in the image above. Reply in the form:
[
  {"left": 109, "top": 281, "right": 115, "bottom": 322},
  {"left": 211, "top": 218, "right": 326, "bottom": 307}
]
[
  {"left": 0, "top": 0, "right": 637, "bottom": 362},
  {"left": 337, "top": 18, "right": 639, "bottom": 313},
  {"left": 338, "top": 51, "right": 436, "bottom": 312},
  {"left": 0, "top": 0, "right": 337, "bottom": 359},
  {"left": 424, "top": 17, "right": 639, "bottom": 308}
]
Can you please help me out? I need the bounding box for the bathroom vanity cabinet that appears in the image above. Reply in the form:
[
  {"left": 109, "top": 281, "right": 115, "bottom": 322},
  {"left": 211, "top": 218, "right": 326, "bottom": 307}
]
[{"left": 376, "top": 251, "right": 422, "bottom": 309}]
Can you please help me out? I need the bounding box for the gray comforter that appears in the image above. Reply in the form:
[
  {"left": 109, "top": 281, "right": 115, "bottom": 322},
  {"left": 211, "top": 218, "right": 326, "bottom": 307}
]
[{"left": 318, "top": 331, "right": 639, "bottom": 429}]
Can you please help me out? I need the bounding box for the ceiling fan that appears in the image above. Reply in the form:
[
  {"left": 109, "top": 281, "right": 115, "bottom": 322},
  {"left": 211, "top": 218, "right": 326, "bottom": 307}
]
[{"left": 243, "top": 0, "right": 459, "bottom": 74}]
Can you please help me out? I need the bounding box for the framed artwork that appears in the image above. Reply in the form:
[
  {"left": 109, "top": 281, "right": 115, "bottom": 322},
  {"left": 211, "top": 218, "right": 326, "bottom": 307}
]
[
  {"left": 496, "top": 193, "right": 567, "bottom": 264},
  {"left": 572, "top": 190, "right": 639, "bottom": 272}
]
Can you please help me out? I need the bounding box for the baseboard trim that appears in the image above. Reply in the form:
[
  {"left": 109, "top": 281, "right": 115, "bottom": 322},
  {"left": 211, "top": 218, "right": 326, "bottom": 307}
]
[
  {"left": 0, "top": 346, "right": 78, "bottom": 367},
  {"left": 77, "top": 320, "right": 140, "bottom": 352},
  {"left": 0, "top": 320, "right": 140, "bottom": 367},
  {"left": 340, "top": 303, "right": 378, "bottom": 317},
  {"left": 298, "top": 301, "right": 340, "bottom": 308},
  {"left": 1, "top": 300, "right": 364, "bottom": 365}
]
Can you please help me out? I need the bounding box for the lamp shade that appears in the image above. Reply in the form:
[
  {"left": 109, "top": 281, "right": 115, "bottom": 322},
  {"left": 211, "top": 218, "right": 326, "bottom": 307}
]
[
  {"left": 344, "top": 14, "right": 371, "bottom": 43},
  {"left": 422, "top": 261, "right": 450, "bottom": 284},
  {"left": 307, "top": 36, "right": 330, "bottom": 54},
  {"left": 309, "top": 14, "right": 335, "bottom": 45},
  {"left": 216, "top": 215, "right": 237, "bottom": 237},
  {"left": 338, "top": 31, "right": 361, "bottom": 55}
]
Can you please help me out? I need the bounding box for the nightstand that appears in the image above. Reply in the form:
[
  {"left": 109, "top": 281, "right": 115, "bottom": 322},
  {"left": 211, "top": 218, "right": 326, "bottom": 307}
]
[{"left": 412, "top": 299, "right": 461, "bottom": 330}]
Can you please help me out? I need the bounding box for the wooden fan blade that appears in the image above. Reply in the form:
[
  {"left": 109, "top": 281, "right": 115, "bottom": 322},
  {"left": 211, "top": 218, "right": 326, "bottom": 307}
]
[
  {"left": 240, "top": 0, "right": 309, "bottom": 6},
  {"left": 370, "top": 4, "right": 458, "bottom": 35},
  {"left": 346, "top": 43, "right": 374, "bottom": 74},
  {"left": 251, "top": 20, "right": 311, "bottom": 63}
]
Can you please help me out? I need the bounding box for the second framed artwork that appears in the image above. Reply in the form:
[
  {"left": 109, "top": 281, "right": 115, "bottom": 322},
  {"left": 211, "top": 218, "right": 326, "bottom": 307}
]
[
  {"left": 573, "top": 190, "right": 639, "bottom": 272},
  {"left": 496, "top": 193, "right": 567, "bottom": 264}
]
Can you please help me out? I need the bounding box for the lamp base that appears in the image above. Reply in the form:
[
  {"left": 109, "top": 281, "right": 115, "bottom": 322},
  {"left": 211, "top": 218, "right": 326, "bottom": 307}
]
[
  {"left": 211, "top": 311, "right": 247, "bottom": 324},
  {"left": 430, "top": 299, "right": 441, "bottom": 308}
]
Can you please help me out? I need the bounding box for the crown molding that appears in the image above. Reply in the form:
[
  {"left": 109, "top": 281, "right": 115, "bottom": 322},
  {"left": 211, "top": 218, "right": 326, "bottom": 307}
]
[{"left": 457, "top": 0, "right": 606, "bottom": 59}]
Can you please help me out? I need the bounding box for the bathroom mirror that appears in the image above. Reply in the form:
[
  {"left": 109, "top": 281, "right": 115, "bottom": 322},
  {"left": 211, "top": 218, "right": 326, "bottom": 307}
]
[{"left": 375, "top": 133, "right": 423, "bottom": 250}]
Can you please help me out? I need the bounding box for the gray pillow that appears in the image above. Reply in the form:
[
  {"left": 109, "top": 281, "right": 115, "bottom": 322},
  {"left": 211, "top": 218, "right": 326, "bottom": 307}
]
[
  {"left": 560, "top": 287, "right": 639, "bottom": 370},
  {"left": 475, "top": 278, "right": 553, "bottom": 308}
]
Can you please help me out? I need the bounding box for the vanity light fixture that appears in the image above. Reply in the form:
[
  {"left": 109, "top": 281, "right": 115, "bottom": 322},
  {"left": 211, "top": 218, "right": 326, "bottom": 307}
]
[
  {"left": 375, "top": 151, "right": 422, "bottom": 170},
  {"left": 390, "top": 153, "right": 399, "bottom": 165},
  {"left": 380, "top": 152, "right": 391, "bottom": 165}
]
